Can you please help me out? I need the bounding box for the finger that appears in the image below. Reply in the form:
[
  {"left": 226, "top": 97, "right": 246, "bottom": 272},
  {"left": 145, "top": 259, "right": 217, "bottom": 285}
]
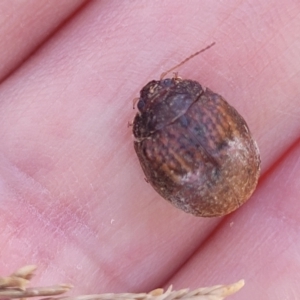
[{"left": 0, "top": 0, "right": 86, "bottom": 81}]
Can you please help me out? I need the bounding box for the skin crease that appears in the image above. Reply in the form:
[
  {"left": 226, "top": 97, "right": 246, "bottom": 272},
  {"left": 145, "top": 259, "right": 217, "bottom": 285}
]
[{"left": 0, "top": 0, "right": 299, "bottom": 299}]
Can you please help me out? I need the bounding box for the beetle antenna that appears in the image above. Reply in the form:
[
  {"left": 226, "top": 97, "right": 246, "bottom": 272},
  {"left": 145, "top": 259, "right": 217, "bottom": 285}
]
[{"left": 160, "top": 42, "right": 216, "bottom": 80}]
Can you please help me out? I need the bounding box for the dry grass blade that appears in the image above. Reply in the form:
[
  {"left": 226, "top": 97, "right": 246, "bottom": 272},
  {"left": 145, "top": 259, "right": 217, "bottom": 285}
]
[
  {"left": 40, "top": 280, "right": 244, "bottom": 300},
  {"left": 0, "top": 266, "right": 244, "bottom": 300},
  {"left": 0, "top": 285, "right": 72, "bottom": 298},
  {"left": 0, "top": 266, "right": 72, "bottom": 299},
  {"left": 12, "top": 265, "right": 37, "bottom": 280},
  {"left": 0, "top": 276, "right": 29, "bottom": 290},
  {"left": 0, "top": 265, "right": 37, "bottom": 291}
]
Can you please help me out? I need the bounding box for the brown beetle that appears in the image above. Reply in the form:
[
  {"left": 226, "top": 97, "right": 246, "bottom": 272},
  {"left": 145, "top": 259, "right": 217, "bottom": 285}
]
[{"left": 133, "top": 44, "right": 260, "bottom": 217}]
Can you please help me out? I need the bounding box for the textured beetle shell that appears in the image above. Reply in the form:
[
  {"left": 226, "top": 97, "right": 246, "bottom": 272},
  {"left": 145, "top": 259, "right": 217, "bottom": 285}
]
[{"left": 133, "top": 78, "right": 260, "bottom": 217}]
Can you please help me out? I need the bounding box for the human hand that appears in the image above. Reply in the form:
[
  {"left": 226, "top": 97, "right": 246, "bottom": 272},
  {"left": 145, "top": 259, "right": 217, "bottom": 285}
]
[{"left": 0, "top": 1, "right": 299, "bottom": 299}]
